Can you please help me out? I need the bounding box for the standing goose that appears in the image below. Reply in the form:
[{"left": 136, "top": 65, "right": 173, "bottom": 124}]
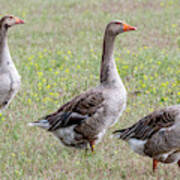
[
  {"left": 0, "top": 15, "right": 24, "bottom": 111},
  {"left": 113, "top": 105, "right": 180, "bottom": 172},
  {"left": 28, "top": 20, "right": 136, "bottom": 151}
]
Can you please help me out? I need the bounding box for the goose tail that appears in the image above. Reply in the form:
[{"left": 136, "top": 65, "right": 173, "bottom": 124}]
[
  {"left": 28, "top": 119, "right": 50, "bottom": 129},
  {"left": 112, "top": 129, "right": 127, "bottom": 139}
]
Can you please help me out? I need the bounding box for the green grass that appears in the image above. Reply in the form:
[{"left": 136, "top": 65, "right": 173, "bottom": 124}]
[{"left": 0, "top": 0, "right": 180, "bottom": 179}]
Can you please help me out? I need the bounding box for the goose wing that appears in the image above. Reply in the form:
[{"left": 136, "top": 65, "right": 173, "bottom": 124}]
[
  {"left": 44, "top": 90, "right": 104, "bottom": 131},
  {"left": 113, "top": 105, "right": 180, "bottom": 141}
]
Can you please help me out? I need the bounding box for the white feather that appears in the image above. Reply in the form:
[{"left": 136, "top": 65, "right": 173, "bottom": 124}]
[
  {"left": 128, "top": 138, "right": 147, "bottom": 155},
  {"left": 54, "top": 125, "right": 76, "bottom": 145},
  {"left": 111, "top": 132, "right": 122, "bottom": 139},
  {"left": 27, "top": 119, "right": 50, "bottom": 129}
]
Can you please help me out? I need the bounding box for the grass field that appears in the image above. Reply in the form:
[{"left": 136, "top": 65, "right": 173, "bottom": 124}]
[{"left": 0, "top": 0, "right": 180, "bottom": 179}]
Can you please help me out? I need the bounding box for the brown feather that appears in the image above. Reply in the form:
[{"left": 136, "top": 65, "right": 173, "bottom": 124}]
[
  {"left": 114, "top": 105, "right": 180, "bottom": 140},
  {"left": 44, "top": 89, "right": 104, "bottom": 135}
]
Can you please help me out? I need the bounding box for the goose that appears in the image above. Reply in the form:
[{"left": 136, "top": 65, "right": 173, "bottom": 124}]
[
  {"left": 0, "top": 15, "right": 24, "bottom": 111},
  {"left": 28, "top": 20, "right": 136, "bottom": 151},
  {"left": 113, "top": 105, "right": 180, "bottom": 172}
]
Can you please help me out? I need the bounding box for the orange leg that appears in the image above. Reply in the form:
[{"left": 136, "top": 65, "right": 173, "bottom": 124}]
[
  {"left": 89, "top": 140, "right": 95, "bottom": 152},
  {"left": 177, "top": 160, "right": 180, "bottom": 167},
  {"left": 153, "top": 159, "right": 158, "bottom": 172}
]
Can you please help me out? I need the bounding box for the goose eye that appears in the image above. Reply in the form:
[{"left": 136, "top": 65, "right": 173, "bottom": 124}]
[
  {"left": 9, "top": 16, "right": 13, "bottom": 19},
  {"left": 115, "top": 22, "right": 121, "bottom": 25}
]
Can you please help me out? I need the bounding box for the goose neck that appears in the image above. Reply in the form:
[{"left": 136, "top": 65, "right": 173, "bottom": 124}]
[
  {"left": 0, "top": 28, "right": 10, "bottom": 64},
  {"left": 100, "top": 33, "right": 121, "bottom": 86}
]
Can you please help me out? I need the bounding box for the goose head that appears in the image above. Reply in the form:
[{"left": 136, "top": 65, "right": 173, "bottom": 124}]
[
  {"left": 105, "top": 20, "right": 136, "bottom": 36},
  {"left": 0, "top": 15, "right": 24, "bottom": 30}
]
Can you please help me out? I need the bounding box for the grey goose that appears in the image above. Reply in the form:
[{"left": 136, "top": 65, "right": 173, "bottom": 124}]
[
  {"left": 29, "top": 20, "right": 136, "bottom": 151},
  {"left": 0, "top": 15, "right": 24, "bottom": 111},
  {"left": 113, "top": 105, "right": 180, "bottom": 172}
]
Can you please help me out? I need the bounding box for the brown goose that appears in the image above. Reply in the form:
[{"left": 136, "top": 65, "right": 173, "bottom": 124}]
[
  {"left": 0, "top": 15, "right": 24, "bottom": 111},
  {"left": 113, "top": 105, "right": 180, "bottom": 172},
  {"left": 28, "top": 20, "right": 136, "bottom": 151}
]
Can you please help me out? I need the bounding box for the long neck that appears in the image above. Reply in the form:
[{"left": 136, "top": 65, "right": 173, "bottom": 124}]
[
  {"left": 100, "top": 32, "right": 121, "bottom": 87},
  {"left": 0, "top": 27, "right": 11, "bottom": 64}
]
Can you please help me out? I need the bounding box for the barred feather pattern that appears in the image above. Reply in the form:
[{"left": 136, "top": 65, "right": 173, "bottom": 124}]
[
  {"left": 113, "top": 105, "right": 180, "bottom": 163},
  {"left": 113, "top": 105, "right": 180, "bottom": 141}
]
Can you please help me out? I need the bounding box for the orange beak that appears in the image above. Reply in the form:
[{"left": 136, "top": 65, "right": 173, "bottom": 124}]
[
  {"left": 15, "top": 17, "right": 24, "bottom": 24},
  {"left": 123, "top": 23, "right": 136, "bottom": 32}
]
